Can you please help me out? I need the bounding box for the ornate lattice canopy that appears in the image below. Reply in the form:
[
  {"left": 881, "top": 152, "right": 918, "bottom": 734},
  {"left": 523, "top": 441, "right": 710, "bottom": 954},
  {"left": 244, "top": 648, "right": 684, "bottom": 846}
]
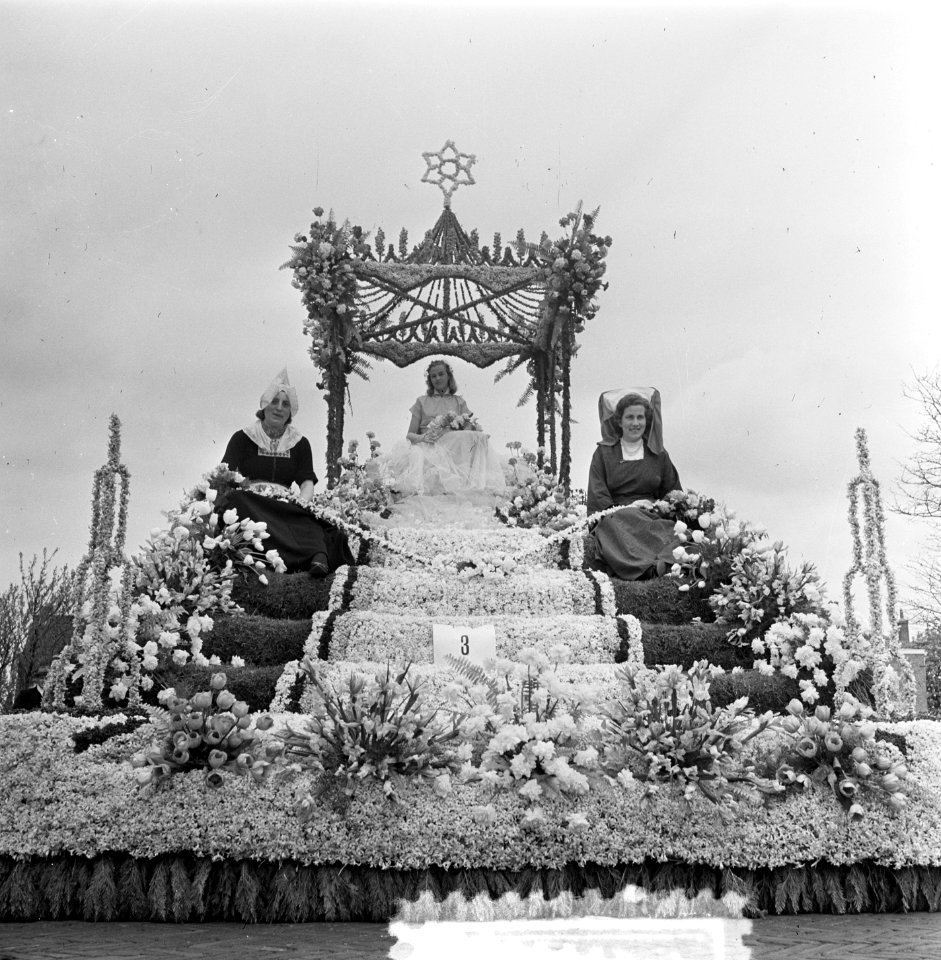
[
  {"left": 284, "top": 141, "right": 612, "bottom": 486},
  {"left": 354, "top": 208, "right": 546, "bottom": 368}
]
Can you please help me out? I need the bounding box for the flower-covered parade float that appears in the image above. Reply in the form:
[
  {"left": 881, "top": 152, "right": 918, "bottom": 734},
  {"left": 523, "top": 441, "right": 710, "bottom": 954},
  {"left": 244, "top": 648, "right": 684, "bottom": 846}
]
[{"left": 2, "top": 145, "right": 939, "bottom": 923}]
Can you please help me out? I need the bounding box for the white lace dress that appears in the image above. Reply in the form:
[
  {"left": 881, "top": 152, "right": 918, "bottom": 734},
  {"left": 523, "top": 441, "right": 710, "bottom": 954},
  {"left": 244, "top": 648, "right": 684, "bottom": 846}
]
[{"left": 379, "top": 394, "right": 507, "bottom": 497}]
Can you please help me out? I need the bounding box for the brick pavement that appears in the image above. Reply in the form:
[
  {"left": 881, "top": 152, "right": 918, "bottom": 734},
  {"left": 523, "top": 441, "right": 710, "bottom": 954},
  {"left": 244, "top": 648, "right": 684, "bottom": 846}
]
[{"left": 1, "top": 915, "right": 941, "bottom": 960}]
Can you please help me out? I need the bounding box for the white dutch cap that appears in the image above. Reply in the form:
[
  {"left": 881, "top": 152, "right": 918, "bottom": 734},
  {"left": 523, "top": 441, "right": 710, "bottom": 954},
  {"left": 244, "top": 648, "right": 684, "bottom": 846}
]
[{"left": 259, "top": 367, "right": 299, "bottom": 417}]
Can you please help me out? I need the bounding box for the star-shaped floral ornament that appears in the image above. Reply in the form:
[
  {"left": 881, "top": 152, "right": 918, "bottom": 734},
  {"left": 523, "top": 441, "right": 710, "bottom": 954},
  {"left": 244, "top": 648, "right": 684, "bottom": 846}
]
[{"left": 421, "top": 140, "right": 477, "bottom": 207}]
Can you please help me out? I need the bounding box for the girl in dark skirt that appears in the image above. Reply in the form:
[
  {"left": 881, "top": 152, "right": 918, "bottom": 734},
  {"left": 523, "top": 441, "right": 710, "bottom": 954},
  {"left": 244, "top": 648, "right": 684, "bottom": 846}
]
[
  {"left": 220, "top": 369, "right": 352, "bottom": 577},
  {"left": 586, "top": 388, "right": 683, "bottom": 581}
]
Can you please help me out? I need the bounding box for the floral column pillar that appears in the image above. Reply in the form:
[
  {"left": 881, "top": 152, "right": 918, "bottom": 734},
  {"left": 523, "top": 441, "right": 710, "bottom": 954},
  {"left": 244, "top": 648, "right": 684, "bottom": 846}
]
[
  {"left": 324, "top": 355, "right": 347, "bottom": 487},
  {"left": 45, "top": 414, "right": 135, "bottom": 712},
  {"left": 842, "top": 428, "right": 916, "bottom": 718},
  {"left": 282, "top": 209, "right": 368, "bottom": 487}
]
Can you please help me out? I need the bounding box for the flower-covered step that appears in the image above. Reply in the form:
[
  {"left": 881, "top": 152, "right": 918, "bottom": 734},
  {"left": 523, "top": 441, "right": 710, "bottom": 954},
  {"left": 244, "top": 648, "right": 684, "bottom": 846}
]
[
  {"left": 359, "top": 526, "right": 581, "bottom": 571},
  {"left": 328, "top": 565, "right": 615, "bottom": 618},
  {"left": 305, "top": 610, "right": 623, "bottom": 665},
  {"left": 271, "top": 657, "right": 800, "bottom": 716}
]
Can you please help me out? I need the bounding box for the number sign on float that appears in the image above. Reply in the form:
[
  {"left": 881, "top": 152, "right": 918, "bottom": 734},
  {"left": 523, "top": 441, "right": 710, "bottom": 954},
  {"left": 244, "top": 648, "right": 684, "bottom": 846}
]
[{"left": 431, "top": 624, "right": 497, "bottom": 666}]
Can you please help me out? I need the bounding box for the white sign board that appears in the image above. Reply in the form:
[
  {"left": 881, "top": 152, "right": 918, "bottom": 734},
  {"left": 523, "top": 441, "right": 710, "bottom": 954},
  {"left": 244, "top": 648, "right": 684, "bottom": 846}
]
[{"left": 432, "top": 623, "right": 497, "bottom": 667}]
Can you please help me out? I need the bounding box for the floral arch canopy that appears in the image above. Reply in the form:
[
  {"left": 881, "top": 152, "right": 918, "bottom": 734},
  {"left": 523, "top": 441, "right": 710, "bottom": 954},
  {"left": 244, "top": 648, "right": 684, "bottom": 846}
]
[{"left": 282, "top": 142, "right": 612, "bottom": 487}]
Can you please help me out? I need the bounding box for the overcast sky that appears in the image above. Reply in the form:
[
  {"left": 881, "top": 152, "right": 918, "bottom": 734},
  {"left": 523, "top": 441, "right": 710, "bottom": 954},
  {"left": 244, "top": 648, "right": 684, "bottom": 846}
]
[{"left": 2, "top": 1, "right": 939, "bottom": 623}]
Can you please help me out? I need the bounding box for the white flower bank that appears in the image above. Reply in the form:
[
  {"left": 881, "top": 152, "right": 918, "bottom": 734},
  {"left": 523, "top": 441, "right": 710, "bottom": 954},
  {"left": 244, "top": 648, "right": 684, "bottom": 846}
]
[
  {"left": 307, "top": 611, "right": 622, "bottom": 665},
  {"left": 273, "top": 660, "right": 631, "bottom": 716},
  {"left": 327, "top": 565, "right": 615, "bottom": 618}
]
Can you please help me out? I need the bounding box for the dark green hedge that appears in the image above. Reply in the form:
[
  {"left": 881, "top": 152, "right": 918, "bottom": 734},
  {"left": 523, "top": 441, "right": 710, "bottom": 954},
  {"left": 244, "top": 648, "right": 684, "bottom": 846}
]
[
  {"left": 638, "top": 623, "right": 752, "bottom": 670},
  {"left": 231, "top": 572, "right": 331, "bottom": 619},
  {"left": 1, "top": 854, "right": 937, "bottom": 921},
  {"left": 710, "top": 671, "right": 803, "bottom": 712},
  {"left": 612, "top": 578, "right": 715, "bottom": 624},
  {"left": 201, "top": 614, "right": 309, "bottom": 665},
  {"left": 163, "top": 664, "right": 282, "bottom": 712}
]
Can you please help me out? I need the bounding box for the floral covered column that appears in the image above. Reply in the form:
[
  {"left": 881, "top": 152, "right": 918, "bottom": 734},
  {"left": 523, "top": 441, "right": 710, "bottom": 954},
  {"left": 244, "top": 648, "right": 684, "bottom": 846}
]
[{"left": 281, "top": 209, "right": 370, "bottom": 487}]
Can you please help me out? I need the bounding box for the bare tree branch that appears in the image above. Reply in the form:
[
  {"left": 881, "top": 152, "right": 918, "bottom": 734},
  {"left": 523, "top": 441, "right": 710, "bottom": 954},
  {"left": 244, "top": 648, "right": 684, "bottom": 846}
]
[
  {"left": 896, "top": 369, "right": 941, "bottom": 621},
  {"left": 0, "top": 551, "right": 74, "bottom": 712},
  {"left": 897, "top": 368, "right": 941, "bottom": 520}
]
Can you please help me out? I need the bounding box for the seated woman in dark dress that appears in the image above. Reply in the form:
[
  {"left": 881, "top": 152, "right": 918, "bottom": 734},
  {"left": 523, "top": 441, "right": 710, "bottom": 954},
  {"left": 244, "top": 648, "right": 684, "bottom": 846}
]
[
  {"left": 586, "top": 388, "right": 683, "bottom": 580},
  {"left": 220, "top": 369, "right": 352, "bottom": 578}
]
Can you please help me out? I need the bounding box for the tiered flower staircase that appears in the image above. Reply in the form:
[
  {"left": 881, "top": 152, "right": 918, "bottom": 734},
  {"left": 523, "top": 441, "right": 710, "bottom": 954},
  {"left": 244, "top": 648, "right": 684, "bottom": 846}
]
[{"left": 178, "top": 512, "right": 796, "bottom": 716}]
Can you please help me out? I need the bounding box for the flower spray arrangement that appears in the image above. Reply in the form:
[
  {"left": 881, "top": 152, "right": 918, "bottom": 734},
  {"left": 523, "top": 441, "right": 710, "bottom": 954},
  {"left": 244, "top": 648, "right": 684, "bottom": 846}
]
[
  {"left": 128, "top": 465, "right": 285, "bottom": 679},
  {"left": 272, "top": 658, "right": 466, "bottom": 813},
  {"left": 281, "top": 208, "right": 371, "bottom": 387},
  {"left": 600, "top": 660, "right": 782, "bottom": 815},
  {"left": 313, "top": 433, "right": 397, "bottom": 525},
  {"left": 495, "top": 442, "right": 585, "bottom": 531},
  {"left": 761, "top": 697, "right": 909, "bottom": 818},
  {"left": 48, "top": 453, "right": 285, "bottom": 711},
  {"left": 665, "top": 497, "right": 865, "bottom": 706},
  {"left": 534, "top": 204, "right": 612, "bottom": 336},
  {"left": 131, "top": 672, "right": 277, "bottom": 791},
  {"left": 443, "top": 646, "right": 604, "bottom": 833},
  {"left": 126, "top": 650, "right": 914, "bottom": 827}
]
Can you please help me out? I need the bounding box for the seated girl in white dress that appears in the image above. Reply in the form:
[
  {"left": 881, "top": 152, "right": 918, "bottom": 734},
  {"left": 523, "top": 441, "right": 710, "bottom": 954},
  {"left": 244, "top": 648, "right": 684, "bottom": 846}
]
[{"left": 382, "top": 360, "right": 506, "bottom": 497}]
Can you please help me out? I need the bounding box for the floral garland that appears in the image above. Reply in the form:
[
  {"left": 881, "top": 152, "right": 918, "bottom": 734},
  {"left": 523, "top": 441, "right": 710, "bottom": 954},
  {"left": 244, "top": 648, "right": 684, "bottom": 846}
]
[{"left": 295, "top": 497, "right": 634, "bottom": 578}]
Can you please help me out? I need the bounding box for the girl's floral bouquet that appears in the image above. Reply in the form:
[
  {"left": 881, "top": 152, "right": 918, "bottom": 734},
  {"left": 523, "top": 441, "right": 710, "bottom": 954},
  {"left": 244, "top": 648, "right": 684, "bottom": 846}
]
[
  {"left": 422, "top": 411, "right": 482, "bottom": 443},
  {"left": 495, "top": 442, "right": 585, "bottom": 531},
  {"left": 650, "top": 489, "right": 716, "bottom": 530}
]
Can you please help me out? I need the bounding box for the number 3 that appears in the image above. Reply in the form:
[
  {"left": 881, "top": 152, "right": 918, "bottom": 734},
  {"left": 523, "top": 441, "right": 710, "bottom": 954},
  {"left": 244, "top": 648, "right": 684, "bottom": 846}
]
[{"left": 460, "top": 634, "right": 470, "bottom": 655}]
